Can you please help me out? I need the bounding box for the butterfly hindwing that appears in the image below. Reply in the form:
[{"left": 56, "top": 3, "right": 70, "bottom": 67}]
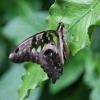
[{"left": 38, "top": 42, "right": 63, "bottom": 83}]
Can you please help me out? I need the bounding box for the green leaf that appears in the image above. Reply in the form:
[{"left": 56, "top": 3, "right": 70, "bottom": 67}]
[
  {"left": 18, "top": 63, "right": 48, "bottom": 100},
  {"left": 0, "top": 64, "right": 42, "bottom": 100},
  {"left": 49, "top": 50, "right": 85, "bottom": 94},
  {"left": 48, "top": 0, "right": 100, "bottom": 55}
]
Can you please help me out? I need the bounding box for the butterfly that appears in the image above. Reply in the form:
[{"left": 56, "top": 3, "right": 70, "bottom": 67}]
[{"left": 9, "top": 22, "right": 69, "bottom": 83}]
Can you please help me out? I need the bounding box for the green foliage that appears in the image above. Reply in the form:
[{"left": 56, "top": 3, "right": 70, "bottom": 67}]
[
  {"left": 18, "top": 63, "right": 47, "bottom": 100},
  {"left": 84, "top": 51, "right": 100, "bottom": 100},
  {"left": 48, "top": 0, "right": 100, "bottom": 55},
  {"left": 84, "top": 51, "right": 100, "bottom": 87},
  {"left": 3, "top": 12, "right": 47, "bottom": 44},
  {"left": 90, "top": 80, "right": 100, "bottom": 100}
]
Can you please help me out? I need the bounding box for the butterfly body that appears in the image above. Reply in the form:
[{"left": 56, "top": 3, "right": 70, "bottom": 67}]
[{"left": 9, "top": 22, "right": 69, "bottom": 83}]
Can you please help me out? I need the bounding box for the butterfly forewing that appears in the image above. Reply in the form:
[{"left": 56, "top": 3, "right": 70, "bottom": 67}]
[{"left": 9, "top": 31, "right": 55, "bottom": 63}]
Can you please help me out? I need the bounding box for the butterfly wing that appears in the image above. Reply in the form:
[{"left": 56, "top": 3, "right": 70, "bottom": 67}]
[
  {"left": 9, "top": 30, "right": 56, "bottom": 63},
  {"left": 9, "top": 30, "right": 63, "bottom": 83},
  {"left": 38, "top": 42, "right": 63, "bottom": 83},
  {"left": 9, "top": 22, "right": 69, "bottom": 83}
]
